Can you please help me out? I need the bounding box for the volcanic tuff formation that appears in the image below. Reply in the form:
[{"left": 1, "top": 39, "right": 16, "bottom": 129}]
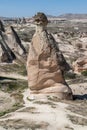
[
  {"left": 0, "top": 21, "right": 27, "bottom": 63},
  {"left": 27, "top": 12, "right": 73, "bottom": 99},
  {"left": 4, "top": 26, "right": 27, "bottom": 55}
]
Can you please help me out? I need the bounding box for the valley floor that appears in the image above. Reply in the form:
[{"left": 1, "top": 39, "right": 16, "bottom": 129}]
[{"left": 0, "top": 88, "right": 87, "bottom": 130}]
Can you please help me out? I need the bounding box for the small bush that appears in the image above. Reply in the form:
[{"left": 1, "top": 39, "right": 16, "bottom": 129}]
[
  {"left": 64, "top": 72, "right": 76, "bottom": 79},
  {"left": 76, "top": 43, "right": 82, "bottom": 49},
  {"left": 0, "top": 80, "right": 28, "bottom": 92},
  {"left": 81, "top": 70, "right": 87, "bottom": 76}
]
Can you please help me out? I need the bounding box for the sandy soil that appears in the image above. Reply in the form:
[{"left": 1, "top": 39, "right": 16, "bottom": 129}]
[
  {"left": 0, "top": 91, "right": 16, "bottom": 112},
  {"left": 0, "top": 88, "right": 87, "bottom": 130}
]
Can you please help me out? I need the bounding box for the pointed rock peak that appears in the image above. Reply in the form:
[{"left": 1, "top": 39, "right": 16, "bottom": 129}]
[
  {"left": 5, "top": 26, "right": 27, "bottom": 55},
  {"left": 0, "top": 20, "right": 5, "bottom": 32},
  {"left": 10, "top": 25, "right": 15, "bottom": 31}
]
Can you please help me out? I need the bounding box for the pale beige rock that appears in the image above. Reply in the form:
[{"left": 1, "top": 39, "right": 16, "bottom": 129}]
[
  {"left": 73, "top": 57, "right": 87, "bottom": 73},
  {"left": 27, "top": 12, "right": 72, "bottom": 99},
  {"left": 4, "top": 26, "right": 26, "bottom": 55}
]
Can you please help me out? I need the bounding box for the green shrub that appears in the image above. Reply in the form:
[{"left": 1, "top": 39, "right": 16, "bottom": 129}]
[
  {"left": 81, "top": 70, "right": 87, "bottom": 76},
  {"left": 64, "top": 72, "right": 76, "bottom": 79},
  {"left": 0, "top": 80, "right": 28, "bottom": 92}
]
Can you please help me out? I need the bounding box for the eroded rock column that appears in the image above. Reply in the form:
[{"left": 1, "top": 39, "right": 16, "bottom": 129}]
[{"left": 27, "top": 12, "right": 73, "bottom": 99}]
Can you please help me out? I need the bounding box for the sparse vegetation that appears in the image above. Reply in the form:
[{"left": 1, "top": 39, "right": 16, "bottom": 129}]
[
  {"left": 34, "top": 100, "right": 56, "bottom": 106},
  {"left": 0, "top": 119, "right": 49, "bottom": 130},
  {"left": 65, "top": 125, "right": 74, "bottom": 130},
  {"left": 64, "top": 72, "right": 76, "bottom": 79},
  {"left": 68, "top": 115, "right": 87, "bottom": 126},
  {"left": 0, "top": 103, "right": 24, "bottom": 117},
  {"left": 0, "top": 63, "right": 27, "bottom": 76},
  {"left": 81, "top": 70, "right": 87, "bottom": 76},
  {"left": 0, "top": 80, "right": 28, "bottom": 92},
  {"left": 76, "top": 43, "right": 83, "bottom": 49},
  {"left": 18, "top": 29, "right": 35, "bottom": 42}
]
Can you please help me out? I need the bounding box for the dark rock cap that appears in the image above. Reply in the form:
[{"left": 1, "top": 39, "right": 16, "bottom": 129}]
[{"left": 33, "top": 12, "right": 48, "bottom": 26}]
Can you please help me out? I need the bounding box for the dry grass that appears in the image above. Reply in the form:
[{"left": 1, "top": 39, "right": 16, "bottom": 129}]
[{"left": 68, "top": 115, "right": 87, "bottom": 126}]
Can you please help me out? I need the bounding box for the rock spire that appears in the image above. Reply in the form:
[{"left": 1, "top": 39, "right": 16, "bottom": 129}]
[{"left": 27, "top": 12, "right": 73, "bottom": 100}]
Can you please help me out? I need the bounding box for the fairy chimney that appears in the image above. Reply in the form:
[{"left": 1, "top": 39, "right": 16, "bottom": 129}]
[
  {"left": 4, "top": 26, "right": 26, "bottom": 55},
  {"left": 27, "top": 12, "right": 73, "bottom": 99}
]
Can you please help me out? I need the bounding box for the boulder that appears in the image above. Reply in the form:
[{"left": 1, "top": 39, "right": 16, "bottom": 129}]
[
  {"left": 73, "top": 57, "right": 87, "bottom": 73},
  {"left": 27, "top": 12, "right": 72, "bottom": 100}
]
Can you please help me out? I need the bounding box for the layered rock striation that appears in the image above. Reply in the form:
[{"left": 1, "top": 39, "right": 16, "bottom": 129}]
[
  {"left": 73, "top": 57, "right": 87, "bottom": 73},
  {"left": 27, "top": 12, "right": 73, "bottom": 99}
]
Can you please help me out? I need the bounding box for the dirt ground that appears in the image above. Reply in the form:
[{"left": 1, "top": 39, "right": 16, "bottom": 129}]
[{"left": 0, "top": 85, "right": 87, "bottom": 130}]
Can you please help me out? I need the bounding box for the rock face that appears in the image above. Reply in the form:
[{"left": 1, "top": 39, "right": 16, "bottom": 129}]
[
  {"left": 73, "top": 57, "right": 87, "bottom": 73},
  {"left": 0, "top": 31, "right": 16, "bottom": 63},
  {"left": 0, "top": 24, "right": 27, "bottom": 63},
  {"left": 5, "top": 26, "right": 26, "bottom": 55},
  {"left": 27, "top": 12, "right": 73, "bottom": 99},
  {"left": 0, "top": 41, "right": 16, "bottom": 63},
  {"left": 0, "top": 20, "right": 5, "bottom": 32}
]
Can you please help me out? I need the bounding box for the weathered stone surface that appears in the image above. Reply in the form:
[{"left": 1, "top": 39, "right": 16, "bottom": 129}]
[
  {"left": 0, "top": 24, "right": 27, "bottom": 63},
  {"left": 5, "top": 26, "right": 26, "bottom": 55},
  {"left": 27, "top": 12, "right": 72, "bottom": 99},
  {"left": 73, "top": 57, "right": 87, "bottom": 73},
  {"left": 0, "top": 20, "right": 5, "bottom": 32},
  {"left": 0, "top": 31, "right": 16, "bottom": 63}
]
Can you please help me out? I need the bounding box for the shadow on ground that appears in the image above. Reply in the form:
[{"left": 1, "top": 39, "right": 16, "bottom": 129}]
[{"left": 73, "top": 94, "right": 87, "bottom": 100}]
